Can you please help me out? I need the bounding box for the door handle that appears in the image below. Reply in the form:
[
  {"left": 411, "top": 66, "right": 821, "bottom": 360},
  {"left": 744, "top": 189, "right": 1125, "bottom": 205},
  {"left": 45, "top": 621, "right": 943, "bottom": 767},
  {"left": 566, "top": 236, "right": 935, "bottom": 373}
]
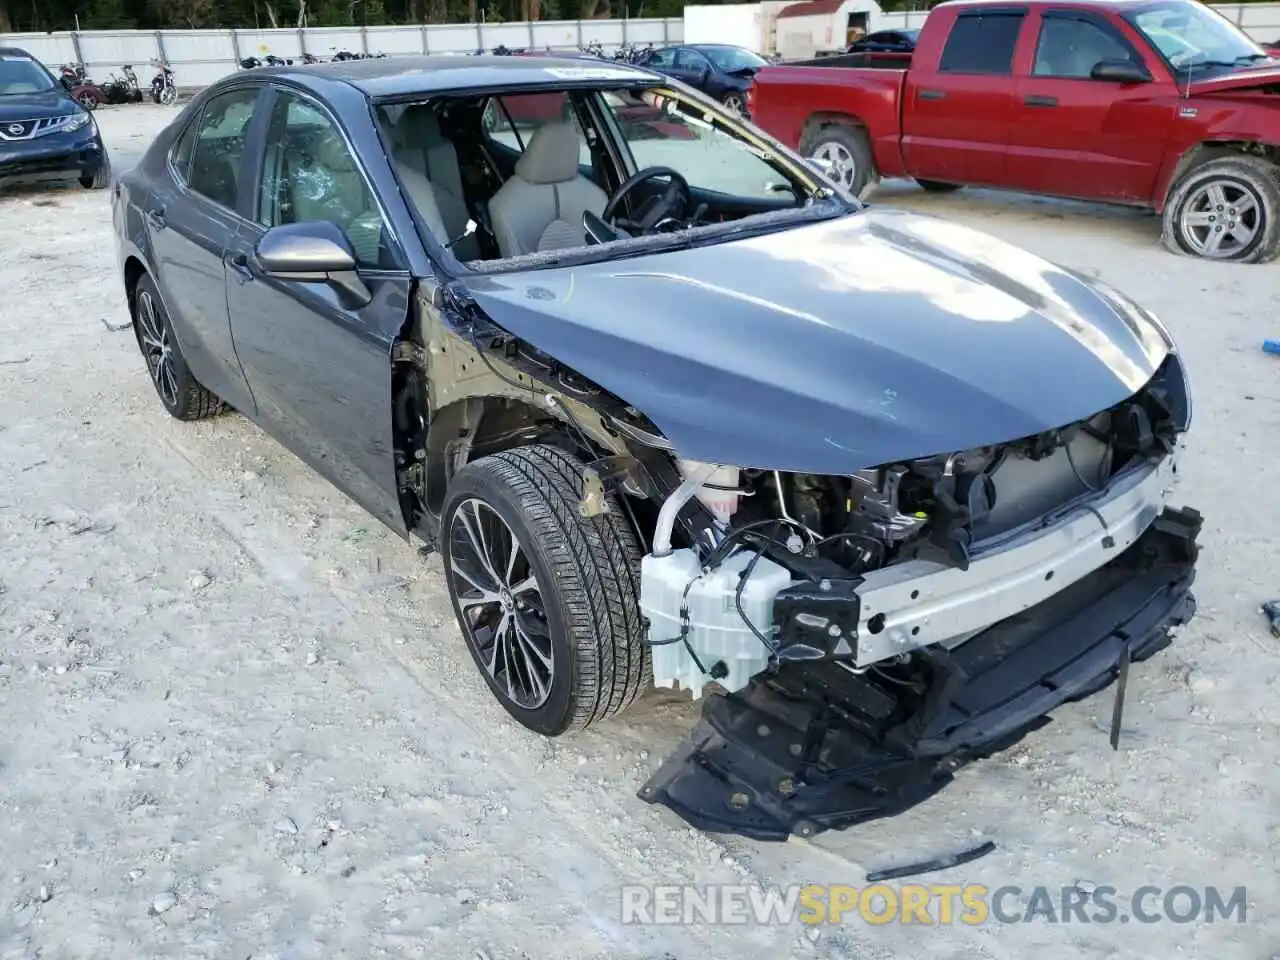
[
  {"left": 226, "top": 252, "right": 254, "bottom": 282},
  {"left": 919, "top": 89, "right": 946, "bottom": 101},
  {"left": 1023, "top": 94, "right": 1058, "bottom": 107},
  {"left": 145, "top": 207, "right": 166, "bottom": 231}
]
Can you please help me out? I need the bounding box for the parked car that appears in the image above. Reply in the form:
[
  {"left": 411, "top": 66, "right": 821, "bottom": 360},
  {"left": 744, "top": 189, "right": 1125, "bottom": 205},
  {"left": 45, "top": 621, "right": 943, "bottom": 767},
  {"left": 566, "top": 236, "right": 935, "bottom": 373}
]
[
  {"left": 0, "top": 47, "right": 111, "bottom": 190},
  {"left": 847, "top": 27, "right": 920, "bottom": 53},
  {"left": 113, "top": 55, "right": 1199, "bottom": 841},
  {"left": 749, "top": 0, "right": 1280, "bottom": 262},
  {"left": 637, "top": 43, "right": 768, "bottom": 115}
]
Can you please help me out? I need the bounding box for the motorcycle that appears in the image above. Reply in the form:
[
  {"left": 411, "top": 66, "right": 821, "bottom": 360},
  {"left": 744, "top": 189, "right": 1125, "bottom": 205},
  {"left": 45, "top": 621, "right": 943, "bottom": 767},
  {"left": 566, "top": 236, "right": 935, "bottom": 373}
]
[
  {"left": 100, "top": 64, "right": 145, "bottom": 105},
  {"left": 150, "top": 62, "right": 177, "bottom": 105},
  {"left": 59, "top": 63, "right": 105, "bottom": 110}
]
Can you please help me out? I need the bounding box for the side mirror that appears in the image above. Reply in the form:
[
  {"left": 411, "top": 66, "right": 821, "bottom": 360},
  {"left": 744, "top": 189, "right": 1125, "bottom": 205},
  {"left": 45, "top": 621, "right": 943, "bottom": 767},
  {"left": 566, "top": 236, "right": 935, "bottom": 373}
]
[
  {"left": 697, "top": 66, "right": 710, "bottom": 82},
  {"left": 256, "top": 221, "right": 371, "bottom": 308},
  {"left": 1090, "top": 59, "right": 1149, "bottom": 83}
]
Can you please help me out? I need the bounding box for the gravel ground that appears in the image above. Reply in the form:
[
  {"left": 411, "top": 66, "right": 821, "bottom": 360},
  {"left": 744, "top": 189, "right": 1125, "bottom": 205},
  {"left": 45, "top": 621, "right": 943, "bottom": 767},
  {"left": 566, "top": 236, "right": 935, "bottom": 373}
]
[{"left": 2, "top": 103, "right": 1279, "bottom": 960}]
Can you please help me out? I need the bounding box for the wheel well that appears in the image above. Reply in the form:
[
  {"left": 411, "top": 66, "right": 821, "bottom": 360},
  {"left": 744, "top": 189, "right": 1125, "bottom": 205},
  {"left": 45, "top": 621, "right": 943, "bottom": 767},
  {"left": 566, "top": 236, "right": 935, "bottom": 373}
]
[
  {"left": 801, "top": 112, "right": 868, "bottom": 149},
  {"left": 422, "top": 396, "right": 579, "bottom": 521},
  {"left": 123, "top": 256, "right": 147, "bottom": 311},
  {"left": 1163, "top": 141, "right": 1280, "bottom": 210}
]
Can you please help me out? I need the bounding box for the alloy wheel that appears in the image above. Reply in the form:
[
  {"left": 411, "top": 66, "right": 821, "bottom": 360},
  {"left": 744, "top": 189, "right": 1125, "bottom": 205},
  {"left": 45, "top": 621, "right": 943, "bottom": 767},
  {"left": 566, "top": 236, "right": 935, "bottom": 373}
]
[
  {"left": 446, "top": 497, "right": 554, "bottom": 710},
  {"left": 811, "top": 140, "right": 857, "bottom": 192},
  {"left": 136, "top": 289, "right": 178, "bottom": 408},
  {"left": 1178, "top": 178, "right": 1262, "bottom": 259},
  {"left": 723, "top": 93, "right": 747, "bottom": 117}
]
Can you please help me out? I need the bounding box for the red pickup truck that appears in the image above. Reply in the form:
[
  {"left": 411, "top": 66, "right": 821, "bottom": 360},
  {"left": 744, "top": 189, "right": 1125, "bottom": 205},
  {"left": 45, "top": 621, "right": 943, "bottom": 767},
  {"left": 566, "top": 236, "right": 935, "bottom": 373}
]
[{"left": 748, "top": 0, "right": 1280, "bottom": 263}]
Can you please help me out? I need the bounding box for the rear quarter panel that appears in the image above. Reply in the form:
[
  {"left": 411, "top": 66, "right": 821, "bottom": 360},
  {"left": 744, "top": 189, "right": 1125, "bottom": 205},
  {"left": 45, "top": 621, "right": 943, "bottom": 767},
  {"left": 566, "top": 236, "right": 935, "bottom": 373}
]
[{"left": 749, "top": 65, "right": 908, "bottom": 175}]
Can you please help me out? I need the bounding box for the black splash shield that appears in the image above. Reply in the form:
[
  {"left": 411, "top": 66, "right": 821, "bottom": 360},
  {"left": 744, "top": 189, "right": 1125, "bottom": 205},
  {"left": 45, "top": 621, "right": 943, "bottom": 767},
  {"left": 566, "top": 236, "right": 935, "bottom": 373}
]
[{"left": 638, "top": 506, "right": 1202, "bottom": 842}]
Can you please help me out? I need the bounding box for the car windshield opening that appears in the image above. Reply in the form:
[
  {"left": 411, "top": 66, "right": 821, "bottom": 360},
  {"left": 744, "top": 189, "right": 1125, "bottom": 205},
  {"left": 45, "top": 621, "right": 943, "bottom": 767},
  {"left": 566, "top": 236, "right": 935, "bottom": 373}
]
[
  {"left": 0, "top": 55, "right": 56, "bottom": 96},
  {"left": 379, "top": 83, "right": 850, "bottom": 272},
  {"left": 1123, "top": 0, "right": 1267, "bottom": 73}
]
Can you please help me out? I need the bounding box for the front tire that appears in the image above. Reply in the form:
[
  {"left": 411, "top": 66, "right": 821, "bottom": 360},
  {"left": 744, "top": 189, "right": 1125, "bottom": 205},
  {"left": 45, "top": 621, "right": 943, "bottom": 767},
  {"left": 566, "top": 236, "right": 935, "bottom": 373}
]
[
  {"left": 131, "top": 274, "right": 223, "bottom": 420},
  {"left": 722, "top": 92, "right": 747, "bottom": 117},
  {"left": 81, "top": 157, "right": 111, "bottom": 190},
  {"left": 441, "top": 445, "right": 647, "bottom": 737},
  {"left": 799, "top": 121, "right": 875, "bottom": 198},
  {"left": 1162, "top": 155, "right": 1280, "bottom": 263}
]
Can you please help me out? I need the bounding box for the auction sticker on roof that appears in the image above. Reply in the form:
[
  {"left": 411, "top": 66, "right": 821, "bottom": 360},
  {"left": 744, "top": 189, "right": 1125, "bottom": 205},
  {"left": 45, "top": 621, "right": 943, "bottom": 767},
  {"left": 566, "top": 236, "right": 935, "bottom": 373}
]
[{"left": 544, "top": 66, "right": 638, "bottom": 80}]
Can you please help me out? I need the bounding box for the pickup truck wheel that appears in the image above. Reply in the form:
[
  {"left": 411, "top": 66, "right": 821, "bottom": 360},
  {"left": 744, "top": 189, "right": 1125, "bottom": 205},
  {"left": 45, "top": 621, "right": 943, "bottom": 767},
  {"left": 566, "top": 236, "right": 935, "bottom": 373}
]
[
  {"left": 916, "top": 179, "right": 962, "bottom": 193},
  {"left": 440, "top": 444, "right": 648, "bottom": 737},
  {"left": 1163, "top": 156, "right": 1280, "bottom": 263},
  {"left": 802, "top": 123, "right": 874, "bottom": 197}
]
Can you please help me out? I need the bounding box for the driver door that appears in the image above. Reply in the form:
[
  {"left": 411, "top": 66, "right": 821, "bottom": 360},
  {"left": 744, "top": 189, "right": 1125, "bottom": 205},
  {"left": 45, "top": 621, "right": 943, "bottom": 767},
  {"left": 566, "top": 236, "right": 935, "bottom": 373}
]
[{"left": 594, "top": 90, "right": 803, "bottom": 224}]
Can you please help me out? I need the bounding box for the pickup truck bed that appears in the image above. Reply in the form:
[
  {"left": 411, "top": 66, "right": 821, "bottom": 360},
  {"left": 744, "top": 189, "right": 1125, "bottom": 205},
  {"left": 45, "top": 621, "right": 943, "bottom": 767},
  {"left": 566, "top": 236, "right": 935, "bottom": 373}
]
[{"left": 747, "top": 0, "right": 1280, "bottom": 263}]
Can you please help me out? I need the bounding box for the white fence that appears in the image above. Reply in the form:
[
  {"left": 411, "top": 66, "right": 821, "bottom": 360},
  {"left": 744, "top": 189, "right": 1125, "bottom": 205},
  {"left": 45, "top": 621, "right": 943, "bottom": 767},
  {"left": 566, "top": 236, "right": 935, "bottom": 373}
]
[
  {"left": 0, "top": 18, "right": 684, "bottom": 88},
  {"left": 874, "top": 2, "right": 1280, "bottom": 40},
  {"left": 3, "top": 2, "right": 1279, "bottom": 90}
]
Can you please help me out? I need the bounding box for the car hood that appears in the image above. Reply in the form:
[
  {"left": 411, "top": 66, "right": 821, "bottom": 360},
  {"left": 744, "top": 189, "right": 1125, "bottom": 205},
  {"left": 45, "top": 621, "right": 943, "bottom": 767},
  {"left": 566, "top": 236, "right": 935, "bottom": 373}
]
[
  {"left": 459, "top": 208, "right": 1173, "bottom": 474},
  {"left": 1188, "top": 63, "right": 1280, "bottom": 95},
  {"left": 0, "top": 88, "right": 76, "bottom": 122}
]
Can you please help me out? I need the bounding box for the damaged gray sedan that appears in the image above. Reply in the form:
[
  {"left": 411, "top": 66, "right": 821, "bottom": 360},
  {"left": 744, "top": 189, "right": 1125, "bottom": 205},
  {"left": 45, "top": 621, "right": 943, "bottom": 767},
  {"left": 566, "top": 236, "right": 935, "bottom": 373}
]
[{"left": 112, "top": 54, "right": 1200, "bottom": 840}]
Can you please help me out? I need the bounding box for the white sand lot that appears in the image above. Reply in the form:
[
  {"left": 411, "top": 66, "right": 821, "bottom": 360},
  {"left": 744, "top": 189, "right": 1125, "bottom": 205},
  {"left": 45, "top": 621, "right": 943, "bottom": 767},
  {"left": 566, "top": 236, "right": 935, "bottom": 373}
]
[{"left": 1, "top": 102, "right": 1278, "bottom": 960}]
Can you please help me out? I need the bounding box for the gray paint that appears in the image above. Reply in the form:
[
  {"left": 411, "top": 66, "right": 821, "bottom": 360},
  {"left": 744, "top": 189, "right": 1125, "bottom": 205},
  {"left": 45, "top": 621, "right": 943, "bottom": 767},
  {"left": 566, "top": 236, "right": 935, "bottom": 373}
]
[{"left": 460, "top": 208, "right": 1176, "bottom": 473}]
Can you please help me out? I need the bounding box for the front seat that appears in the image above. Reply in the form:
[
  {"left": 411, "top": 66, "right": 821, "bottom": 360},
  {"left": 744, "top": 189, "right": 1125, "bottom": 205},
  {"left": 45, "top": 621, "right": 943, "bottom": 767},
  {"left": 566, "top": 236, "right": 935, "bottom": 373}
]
[
  {"left": 391, "top": 105, "right": 478, "bottom": 260},
  {"left": 489, "top": 122, "right": 607, "bottom": 258}
]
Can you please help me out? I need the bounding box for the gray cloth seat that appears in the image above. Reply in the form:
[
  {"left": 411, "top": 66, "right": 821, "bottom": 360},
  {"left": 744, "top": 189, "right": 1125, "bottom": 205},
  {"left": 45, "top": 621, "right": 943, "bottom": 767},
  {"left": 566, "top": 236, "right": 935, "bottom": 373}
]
[
  {"left": 391, "top": 105, "right": 478, "bottom": 260},
  {"left": 488, "top": 122, "right": 607, "bottom": 258}
]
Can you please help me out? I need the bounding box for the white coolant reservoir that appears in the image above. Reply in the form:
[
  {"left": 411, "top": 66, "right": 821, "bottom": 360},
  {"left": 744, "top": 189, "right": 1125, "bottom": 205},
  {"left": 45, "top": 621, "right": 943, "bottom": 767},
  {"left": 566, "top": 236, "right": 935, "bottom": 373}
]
[
  {"left": 640, "top": 548, "right": 792, "bottom": 699},
  {"left": 677, "top": 459, "right": 740, "bottom": 526}
]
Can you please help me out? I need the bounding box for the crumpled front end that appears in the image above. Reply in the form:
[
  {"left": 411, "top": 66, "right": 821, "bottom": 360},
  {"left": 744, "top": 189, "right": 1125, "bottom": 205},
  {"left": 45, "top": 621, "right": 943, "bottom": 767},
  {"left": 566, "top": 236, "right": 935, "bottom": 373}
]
[{"left": 631, "top": 352, "right": 1200, "bottom": 839}]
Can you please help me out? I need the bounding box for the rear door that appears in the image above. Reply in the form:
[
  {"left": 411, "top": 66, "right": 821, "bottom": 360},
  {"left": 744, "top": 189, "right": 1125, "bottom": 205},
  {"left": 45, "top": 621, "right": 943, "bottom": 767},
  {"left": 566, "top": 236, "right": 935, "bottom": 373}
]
[
  {"left": 223, "top": 84, "right": 412, "bottom": 534},
  {"left": 1007, "top": 8, "right": 1175, "bottom": 201},
  {"left": 901, "top": 8, "right": 1027, "bottom": 185},
  {"left": 145, "top": 84, "right": 263, "bottom": 414}
]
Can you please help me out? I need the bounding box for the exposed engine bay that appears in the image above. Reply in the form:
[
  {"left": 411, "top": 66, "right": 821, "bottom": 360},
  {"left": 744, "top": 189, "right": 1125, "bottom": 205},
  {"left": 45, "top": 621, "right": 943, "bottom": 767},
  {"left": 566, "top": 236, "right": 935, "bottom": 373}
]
[
  {"left": 623, "top": 355, "right": 1199, "bottom": 839},
  {"left": 638, "top": 355, "right": 1186, "bottom": 700}
]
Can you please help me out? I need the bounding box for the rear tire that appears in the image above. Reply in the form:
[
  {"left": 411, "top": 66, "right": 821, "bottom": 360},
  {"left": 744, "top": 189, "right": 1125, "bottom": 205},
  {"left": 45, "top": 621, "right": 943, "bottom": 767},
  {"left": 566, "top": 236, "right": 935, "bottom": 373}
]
[
  {"left": 1162, "top": 155, "right": 1280, "bottom": 263},
  {"left": 800, "top": 121, "right": 875, "bottom": 198},
  {"left": 440, "top": 444, "right": 648, "bottom": 737},
  {"left": 131, "top": 274, "right": 224, "bottom": 420},
  {"left": 916, "top": 179, "right": 962, "bottom": 193}
]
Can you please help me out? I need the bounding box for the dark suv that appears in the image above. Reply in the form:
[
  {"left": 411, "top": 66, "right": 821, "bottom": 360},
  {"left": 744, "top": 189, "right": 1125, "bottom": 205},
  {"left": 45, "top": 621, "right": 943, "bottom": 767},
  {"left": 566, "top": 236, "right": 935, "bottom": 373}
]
[{"left": 0, "top": 47, "right": 110, "bottom": 190}]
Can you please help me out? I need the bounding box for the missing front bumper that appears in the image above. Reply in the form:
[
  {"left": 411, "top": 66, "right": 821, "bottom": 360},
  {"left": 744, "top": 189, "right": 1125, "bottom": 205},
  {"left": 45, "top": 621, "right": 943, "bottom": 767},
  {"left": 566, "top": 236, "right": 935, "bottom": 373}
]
[{"left": 638, "top": 505, "right": 1201, "bottom": 841}]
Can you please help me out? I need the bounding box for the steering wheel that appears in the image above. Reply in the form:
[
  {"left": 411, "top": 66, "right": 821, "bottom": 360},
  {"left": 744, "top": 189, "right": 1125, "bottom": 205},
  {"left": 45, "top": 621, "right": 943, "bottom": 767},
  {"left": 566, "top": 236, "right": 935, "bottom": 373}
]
[{"left": 601, "top": 166, "right": 692, "bottom": 235}]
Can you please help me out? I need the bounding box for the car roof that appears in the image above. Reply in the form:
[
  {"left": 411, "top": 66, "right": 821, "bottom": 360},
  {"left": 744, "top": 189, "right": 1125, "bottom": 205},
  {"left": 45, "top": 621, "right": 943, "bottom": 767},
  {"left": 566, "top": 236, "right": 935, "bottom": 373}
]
[
  {"left": 0, "top": 47, "right": 36, "bottom": 57},
  {"left": 249, "top": 53, "right": 657, "bottom": 99}
]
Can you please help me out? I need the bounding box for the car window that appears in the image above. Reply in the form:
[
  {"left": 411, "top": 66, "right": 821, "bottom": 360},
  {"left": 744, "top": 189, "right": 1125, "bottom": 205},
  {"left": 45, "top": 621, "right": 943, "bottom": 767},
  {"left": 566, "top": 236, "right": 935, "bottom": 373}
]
[
  {"left": 646, "top": 48, "right": 677, "bottom": 67},
  {"left": 1123, "top": 0, "right": 1262, "bottom": 69},
  {"left": 170, "top": 116, "right": 199, "bottom": 183},
  {"left": 674, "top": 48, "right": 711, "bottom": 70},
  {"left": 1033, "top": 17, "right": 1134, "bottom": 77},
  {"left": 256, "top": 90, "right": 395, "bottom": 270},
  {"left": 698, "top": 46, "right": 767, "bottom": 71},
  {"left": 600, "top": 89, "right": 800, "bottom": 201},
  {"left": 0, "top": 52, "right": 56, "bottom": 95},
  {"left": 187, "top": 87, "right": 259, "bottom": 210},
  {"left": 482, "top": 92, "right": 594, "bottom": 170},
  {"left": 938, "top": 13, "right": 1026, "bottom": 74}
]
